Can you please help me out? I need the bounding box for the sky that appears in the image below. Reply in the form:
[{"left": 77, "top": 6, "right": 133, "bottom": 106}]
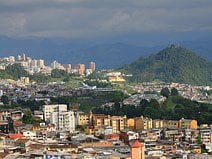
[{"left": 0, "top": 0, "right": 212, "bottom": 42}]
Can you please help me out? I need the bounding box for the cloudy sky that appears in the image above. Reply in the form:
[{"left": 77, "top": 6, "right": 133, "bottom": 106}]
[{"left": 0, "top": 0, "right": 212, "bottom": 39}]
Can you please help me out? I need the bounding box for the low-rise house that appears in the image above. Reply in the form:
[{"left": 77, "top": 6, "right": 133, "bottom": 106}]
[
  {"left": 33, "top": 111, "right": 44, "bottom": 120},
  {"left": 163, "top": 129, "right": 182, "bottom": 141},
  {"left": 23, "top": 131, "right": 37, "bottom": 140},
  {"left": 0, "top": 120, "right": 10, "bottom": 134},
  {"left": 105, "top": 133, "right": 120, "bottom": 141},
  {"left": 11, "top": 110, "right": 23, "bottom": 121},
  {"left": 46, "top": 144, "right": 78, "bottom": 153},
  {"left": 14, "top": 138, "right": 30, "bottom": 149},
  {"left": 120, "top": 130, "right": 139, "bottom": 143}
]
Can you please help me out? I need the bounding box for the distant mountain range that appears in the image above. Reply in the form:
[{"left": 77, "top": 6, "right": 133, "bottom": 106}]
[
  {"left": 0, "top": 36, "right": 212, "bottom": 69},
  {"left": 121, "top": 45, "right": 212, "bottom": 86}
]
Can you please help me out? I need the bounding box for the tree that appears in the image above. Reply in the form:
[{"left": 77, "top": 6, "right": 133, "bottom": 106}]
[
  {"left": 51, "top": 69, "right": 68, "bottom": 78},
  {"left": 171, "top": 87, "right": 179, "bottom": 96},
  {"left": 160, "top": 87, "right": 170, "bottom": 98},
  {"left": 5, "top": 63, "right": 29, "bottom": 79},
  {"left": 63, "top": 76, "right": 70, "bottom": 82},
  {"left": 149, "top": 99, "right": 160, "bottom": 109},
  {"left": 22, "top": 109, "right": 33, "bottom": 124},
  {"left": 1, "top": 95, "right": 9, "bottom": 104}
]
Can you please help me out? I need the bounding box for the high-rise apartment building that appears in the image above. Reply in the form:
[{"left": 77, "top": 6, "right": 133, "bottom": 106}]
[
  {"left": 78, "top": 64, "right": 85, "bottom": 75},
  {"left": 63, "top": 64, "right": 71, "bottom": 73},
  {"left": 30, "top": 59, "right": 37, "bottom": 68},
  {"left": 22, "top": 53, "right": 26, "bottom": 61},
  {"left": 37, "top": 59, "right": 45, "bottom": 68},
  {"left": 51, "top": 111, "right": 75, "bottom": 132},
  {"left": 111, "top": 116, "right": 125, "bottom": 134},
  {"left": 89, "top": 62, "right": 96, "bottom": 72},
  {"left": 43, "top": 104, "right": 67, "bottom": 123},
  {"left": 43, "top": 104, "right": 75, "bottom": 132}
]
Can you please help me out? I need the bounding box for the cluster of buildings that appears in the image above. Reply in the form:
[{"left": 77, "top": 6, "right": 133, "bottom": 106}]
[
  {"left": 133, "top": 82, "right": 212, "bottom": 104},
  {"left": 123, "top": 94, "right": 166, "bottom": 106},
  {"left": 0, "top": 77, "right": 115, "bottom": 105},
  {"left": 0, "top": 53, "right": 96, "bottom": 76},
  {"left": 0, "top": 103, "right": 211, "bottom": 158}
]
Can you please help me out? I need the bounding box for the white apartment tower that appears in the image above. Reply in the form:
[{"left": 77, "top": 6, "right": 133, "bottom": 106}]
[
  {"left": 51, "top": 111, "right": 75, "bottom": 132},
  {"left": 43, "top": 104, "right": 67, "bottom": 123},
  {"left": 43, "top": 104, "right": 75, "bottom": 132}
]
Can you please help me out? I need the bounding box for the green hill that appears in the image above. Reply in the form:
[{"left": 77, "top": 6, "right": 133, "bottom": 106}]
[{"left": 122, "top": 45, "right": 212, "bottom": 85}]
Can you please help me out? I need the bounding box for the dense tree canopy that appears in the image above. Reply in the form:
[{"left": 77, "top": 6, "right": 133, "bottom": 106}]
[
  {"left": 160, "top": 87, "right": 170, "bottom": 98},
  {"left": 171, "top": 87, "right": 179, "bottom": 96},
  {"left": 5, "top": 63, "right": 29, "bottom": 80}
]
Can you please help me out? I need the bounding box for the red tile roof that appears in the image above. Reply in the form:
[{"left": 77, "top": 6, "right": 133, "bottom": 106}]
[
  {"left": 8, "top": 133, "right": 24, "bottom": 139},
  {"left": 131, "top": 140, "right": 143, "bottom": 148}
]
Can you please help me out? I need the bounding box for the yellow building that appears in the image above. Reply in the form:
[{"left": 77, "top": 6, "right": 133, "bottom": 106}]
[
  {"left": 111, "top": 116, "right": 125, "bottom": 133},
  {"left": 127, "top": 118, "right": 135, "bottom": 129},
  {"left": 20, "top": 77, "right": 30, "bottom": 84},
  {"left": 163, "top": 120, "right": 179, "bottom": 129},
  {"left": 78, "top": 112, "right": 89, "bottom": 126},
  {"left": 179, "top": 118, "right": 197, "bottom": 129},
  {"left": 152, "top": 119, "right": 164, "bottom": 129},
  {"left": 108, "top": 76, "right": 125, "bottom": 82},
  {"left": 91, "top": 114, "right": 111, "bottom": 127}
]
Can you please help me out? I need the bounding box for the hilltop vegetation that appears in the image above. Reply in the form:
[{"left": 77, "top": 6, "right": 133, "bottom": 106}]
[
  {"left": 0, "top": 63, "right": 29, "bottom": 80},
  {"left": 122, "top": 45, "right": 212, "bottom": 85}
]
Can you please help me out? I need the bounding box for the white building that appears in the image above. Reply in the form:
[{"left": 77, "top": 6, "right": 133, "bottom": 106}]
[
  {"left": 23, "top": 131, "right": 37, "bottom": 140},
  {"left": 51, "top": 60, "right": 65, "bottom": 70},
  {"left": 200, "top": 128, "right": 212, "bottom": 144},
  {"left": 43, "top": 104, "right": 75, "bottom": 132},
  {"left": 43, "top": 104, "right": 67, "bottom": 123},
  {"left": 50, "top": 111, "right": 75, "bottom": 133}
]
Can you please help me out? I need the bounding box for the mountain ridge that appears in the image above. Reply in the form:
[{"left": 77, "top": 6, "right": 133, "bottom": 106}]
[
  {"left": 0, "top": 36, "right": 212, "bottom": 69},
  {"left": 121, "top": 45, "right": 212, "bottom": 86}
]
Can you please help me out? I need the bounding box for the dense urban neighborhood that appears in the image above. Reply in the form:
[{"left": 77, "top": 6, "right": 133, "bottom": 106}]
[{"left": 0, "top": 53, "right": 211, "bottom": 159}]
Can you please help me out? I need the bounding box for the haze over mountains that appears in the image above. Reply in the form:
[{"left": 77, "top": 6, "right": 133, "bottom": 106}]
[{"left": 0, "top": 36, "right": 212, "bottom": 69}]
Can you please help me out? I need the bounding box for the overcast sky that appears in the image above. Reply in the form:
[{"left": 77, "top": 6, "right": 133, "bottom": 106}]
[{"left": 0, "top": 0, "right": 212, "bottom": 39}]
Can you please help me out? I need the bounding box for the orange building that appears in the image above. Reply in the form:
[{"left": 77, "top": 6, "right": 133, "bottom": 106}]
[
  {"left": 179, "top": 118, "right": 197, "bottom": 129},
  {"left": 127, "top": 118, "right": 135, "bottom": 129},
  {"left": 78, "top": 64, "right": 85, "bottom": 75},
  {"left": 131, "top": 140, "right": 145, "bottom": 159},
  {"left": 65, "top": 64, "right": 71, "bottom": 73}
]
